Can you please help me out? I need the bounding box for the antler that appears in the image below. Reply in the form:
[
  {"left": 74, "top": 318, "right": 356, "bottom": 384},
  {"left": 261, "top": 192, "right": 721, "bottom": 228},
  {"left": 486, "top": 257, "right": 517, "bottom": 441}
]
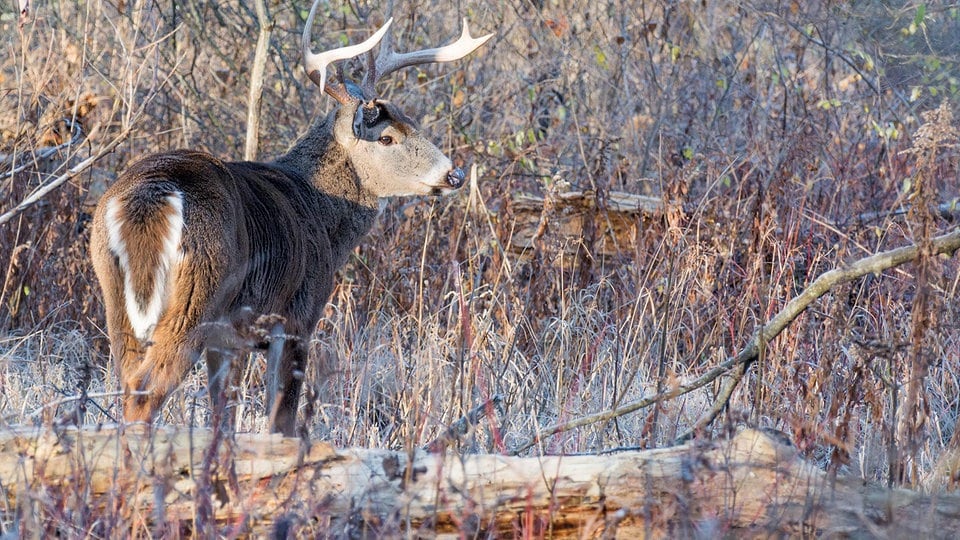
[
  {"left": 302, "top": 0, "right": 392, "bottom": 105},
  {"left": 361, "top": 18, "right": 494, "bottom": 96},
  {"left": 302, "top": 0, "right": 493, "bottom": 104}
]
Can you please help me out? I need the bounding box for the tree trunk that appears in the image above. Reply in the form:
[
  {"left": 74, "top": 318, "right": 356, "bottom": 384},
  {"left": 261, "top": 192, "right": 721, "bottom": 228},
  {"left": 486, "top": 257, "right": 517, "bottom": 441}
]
[{"left": 1, "top": 425, "right": 958, "bottom": 538}]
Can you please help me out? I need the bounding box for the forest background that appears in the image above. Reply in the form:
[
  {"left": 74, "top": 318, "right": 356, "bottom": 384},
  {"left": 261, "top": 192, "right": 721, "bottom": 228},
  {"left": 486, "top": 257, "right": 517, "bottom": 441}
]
[{"left": 1, "top": 0, "right": 960, "bottom": 504}]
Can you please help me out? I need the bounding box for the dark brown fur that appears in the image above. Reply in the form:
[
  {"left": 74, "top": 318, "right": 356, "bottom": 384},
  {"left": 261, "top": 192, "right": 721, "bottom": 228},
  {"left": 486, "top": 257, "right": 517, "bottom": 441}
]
[{"left": 90, "top": 102, "right": 451, "bottom": 435}]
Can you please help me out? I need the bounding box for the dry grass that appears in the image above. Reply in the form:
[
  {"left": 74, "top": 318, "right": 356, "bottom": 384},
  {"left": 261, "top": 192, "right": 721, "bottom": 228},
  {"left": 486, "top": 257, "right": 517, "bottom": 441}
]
[{"left": 2, "top": 0, "right": 960, "bottom": 535}]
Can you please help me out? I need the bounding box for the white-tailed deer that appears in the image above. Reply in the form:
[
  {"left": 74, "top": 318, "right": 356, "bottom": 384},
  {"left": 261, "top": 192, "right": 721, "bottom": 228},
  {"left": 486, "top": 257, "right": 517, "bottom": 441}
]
[{"left": 89, "top": 2, "right": 492, "bottom": 436}]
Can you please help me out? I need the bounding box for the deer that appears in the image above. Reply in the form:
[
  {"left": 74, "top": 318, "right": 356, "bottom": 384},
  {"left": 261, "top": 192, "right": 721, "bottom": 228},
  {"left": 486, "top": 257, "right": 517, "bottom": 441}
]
[{"left": 88, "top": 1, "right": 492, "bottom": 437}]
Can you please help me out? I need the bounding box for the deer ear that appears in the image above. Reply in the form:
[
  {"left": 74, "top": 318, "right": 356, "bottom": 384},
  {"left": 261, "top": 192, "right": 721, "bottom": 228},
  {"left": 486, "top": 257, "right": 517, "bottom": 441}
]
[{"left": 352, "top": 101, "right": 387, "bottom": 141}]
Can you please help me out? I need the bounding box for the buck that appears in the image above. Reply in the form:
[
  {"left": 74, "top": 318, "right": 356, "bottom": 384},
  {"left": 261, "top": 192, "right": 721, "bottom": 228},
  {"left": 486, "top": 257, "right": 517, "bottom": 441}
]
[{"left": 89, "top": 2, "right": 492, "bottom": 436}]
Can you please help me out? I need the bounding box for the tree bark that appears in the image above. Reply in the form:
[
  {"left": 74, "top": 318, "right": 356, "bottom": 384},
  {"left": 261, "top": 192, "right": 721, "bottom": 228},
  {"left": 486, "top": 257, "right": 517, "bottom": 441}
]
[
  {"left": 1, "top": 425, "right": 959, "bottom": 537},
  {"left": 243, "top": 0, "right": 271, "bottom": 161}
]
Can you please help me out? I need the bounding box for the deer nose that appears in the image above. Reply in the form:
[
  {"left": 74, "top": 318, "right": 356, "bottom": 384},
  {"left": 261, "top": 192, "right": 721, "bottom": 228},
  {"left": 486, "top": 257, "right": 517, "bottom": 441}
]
[{"left": 446, "top": 168, "right": 465, "bottom": 189}]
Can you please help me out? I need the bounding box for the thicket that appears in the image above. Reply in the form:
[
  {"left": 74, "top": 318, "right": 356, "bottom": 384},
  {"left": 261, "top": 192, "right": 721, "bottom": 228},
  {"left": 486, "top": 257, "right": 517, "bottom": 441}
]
[{"left": 1, "top": 0, "right": 959, "bottom": 505}]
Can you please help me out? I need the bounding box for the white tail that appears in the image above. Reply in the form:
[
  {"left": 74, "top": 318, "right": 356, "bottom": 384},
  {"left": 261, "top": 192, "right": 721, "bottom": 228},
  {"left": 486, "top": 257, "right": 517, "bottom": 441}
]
[{"left": 89, "top": 2, "right": 492, "bottom": 436}]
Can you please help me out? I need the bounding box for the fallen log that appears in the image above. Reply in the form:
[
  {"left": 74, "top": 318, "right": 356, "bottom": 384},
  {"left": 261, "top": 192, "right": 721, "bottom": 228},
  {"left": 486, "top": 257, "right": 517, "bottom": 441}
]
[
  {"left": 508, "top": 190, "right": 664, "bottom": 263},
  {"left": 1, "top": 425, "right": 959, "bottom": 537}
]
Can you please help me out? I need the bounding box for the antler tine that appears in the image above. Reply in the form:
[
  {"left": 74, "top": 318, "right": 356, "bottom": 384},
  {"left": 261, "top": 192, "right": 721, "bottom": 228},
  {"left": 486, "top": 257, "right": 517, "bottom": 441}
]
[
  {"left": 361, "top": 18, "right": 494, "bottom": 96},
  {"left": 301, "top": 0, "right": 393, "bottom": 104}
]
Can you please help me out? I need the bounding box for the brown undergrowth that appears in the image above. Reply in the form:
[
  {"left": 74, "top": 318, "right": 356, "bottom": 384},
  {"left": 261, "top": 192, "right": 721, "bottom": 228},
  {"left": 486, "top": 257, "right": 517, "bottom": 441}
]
[{"left": 1, "top": 0, "right": 960, "bottom": 536}]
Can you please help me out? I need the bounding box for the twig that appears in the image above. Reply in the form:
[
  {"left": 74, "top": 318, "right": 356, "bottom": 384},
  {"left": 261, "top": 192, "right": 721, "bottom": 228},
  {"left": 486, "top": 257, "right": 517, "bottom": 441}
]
[
  {"left": 424, "top": 395, "right": 503, "bottom": 452},
  {"left": 759, "top": 9, "right": 913, "bottom": 122},
  {"left": 1, "top": 117, "right": 84, "bottom": 179},
  {"left": 676, "top": 361, "right": 747, "bottom": 443},
  {"left": 2, "top": 390, "right": 135, "bottom": 424},
  {"left": 0, "top": 127, "right": 130, "bottom": 226},
  {"left": 511, "top": 226, "right": 960, "bottom": 455},
  {"left": 851, "top": 199, "right": 960, "bottom": 225}
]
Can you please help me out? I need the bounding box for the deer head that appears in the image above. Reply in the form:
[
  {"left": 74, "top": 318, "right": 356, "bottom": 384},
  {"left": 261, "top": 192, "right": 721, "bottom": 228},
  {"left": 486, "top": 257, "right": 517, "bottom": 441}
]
[{"left": 301, "top": 2, "right": 492, "bottom": 198}]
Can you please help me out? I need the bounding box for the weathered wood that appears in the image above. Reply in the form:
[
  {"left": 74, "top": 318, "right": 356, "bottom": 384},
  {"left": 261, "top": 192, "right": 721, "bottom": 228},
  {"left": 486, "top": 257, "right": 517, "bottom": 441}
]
[
  {"left": 509, "top": 190, "right": 664, "bottom": 261},
  {"left": 1, "top": 425, "right": 959, "bottom": 537}
]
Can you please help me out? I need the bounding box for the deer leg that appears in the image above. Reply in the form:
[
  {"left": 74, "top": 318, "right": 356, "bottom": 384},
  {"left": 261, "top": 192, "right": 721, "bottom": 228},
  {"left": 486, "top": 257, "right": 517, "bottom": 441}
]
[
  {"left": 120, "top": 294, "right": 207, "bottom": 424},
  {"left": 265, "top": 323, "right": 286, "bottom": 433},
  {"left": 122, "top": 333, "right": 200, "bottom": 424},
  {"left": 92, "top": 242, "right": 146, "bottom": 423},
  {"left": 271, "top": 339, "right": 307, "bottom": 437},
  {"left": 102, "top": 297, "right": 162, "bottom": 424},
  {"left": 107, "top": 320, "right": 144, "bottom": 422},
  {"left": 205, "top": 347, "right": 237, "bottom": 432}
]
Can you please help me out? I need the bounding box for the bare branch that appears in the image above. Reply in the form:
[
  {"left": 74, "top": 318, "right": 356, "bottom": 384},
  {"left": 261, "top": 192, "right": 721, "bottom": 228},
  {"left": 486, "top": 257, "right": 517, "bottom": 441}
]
[
  {"left": 424, "top": 395, "right": 503, "bottom": 452},
  {"left": 512, "top": 226, "right": 960, "bottom": 455},
  {"left": 244, "top": 0, "right": 273, "bottom": 161},
  {"left": 1, "top": 118, "right": 84, "bottom": 180},
  {"left": 0, "top": 126, "right": 131, "bottom": 226}
]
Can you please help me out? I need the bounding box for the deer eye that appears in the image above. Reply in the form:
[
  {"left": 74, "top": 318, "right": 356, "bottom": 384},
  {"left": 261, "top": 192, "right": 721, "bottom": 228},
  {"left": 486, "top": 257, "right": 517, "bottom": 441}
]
[{"left": 378, "top": 135, "right": 394, "bottom": 146}]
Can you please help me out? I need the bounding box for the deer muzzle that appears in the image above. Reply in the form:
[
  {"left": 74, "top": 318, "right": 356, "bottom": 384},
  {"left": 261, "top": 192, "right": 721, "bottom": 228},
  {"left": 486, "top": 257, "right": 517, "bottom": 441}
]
[{"left": 446, "top": 167, "right": 466, "bottom": 189}]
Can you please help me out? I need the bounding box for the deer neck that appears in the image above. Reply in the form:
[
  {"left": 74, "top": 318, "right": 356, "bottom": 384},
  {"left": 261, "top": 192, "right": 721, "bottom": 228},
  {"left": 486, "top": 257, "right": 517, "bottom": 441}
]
[
  {"left": 276, "top": 112, "right": 372, "bottom": 200},
  {"left": 273, "top": 110, "right": 380, "bottom": 261}
]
